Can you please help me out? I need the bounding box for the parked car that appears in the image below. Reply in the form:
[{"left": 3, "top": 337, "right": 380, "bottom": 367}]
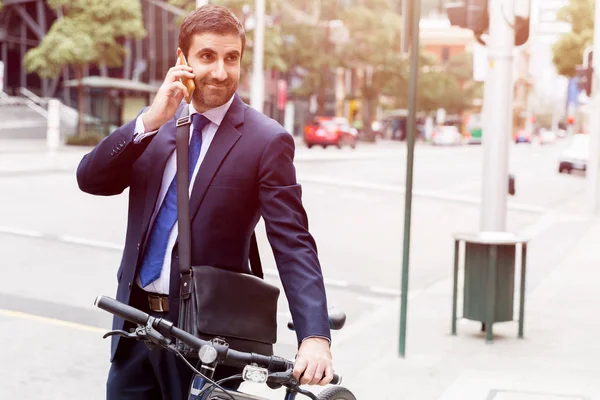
[
  {"left": 431, "top": 125, "right": 462, "bottom": 146},
  {"left": 513, "top": 128, "right": 531, "bottom": 143},
  {"left": 558, "top": 134, "right": 589, "bottom": 174},
  {"left": 304, "top": 117, "right": 358, "bottom": 149}
]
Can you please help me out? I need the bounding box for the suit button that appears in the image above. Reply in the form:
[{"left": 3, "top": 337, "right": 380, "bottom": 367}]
[{"left": 128, "top": 282, "right": 132, "bottom": 290}]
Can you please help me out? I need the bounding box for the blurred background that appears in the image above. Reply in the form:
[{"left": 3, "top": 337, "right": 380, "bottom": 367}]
[{"left": 1, "top": 0, "right": 600, "bottom": 399}]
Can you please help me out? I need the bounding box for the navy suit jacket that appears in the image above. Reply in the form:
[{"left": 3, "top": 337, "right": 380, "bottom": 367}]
[{"left": 77, "top": 94, "right": 331, "bottom": 360}]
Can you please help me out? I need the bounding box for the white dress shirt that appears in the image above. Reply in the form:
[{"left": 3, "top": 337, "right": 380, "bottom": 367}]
[{"left": 134, "top": 95, "right": 235, "bottom": 294}]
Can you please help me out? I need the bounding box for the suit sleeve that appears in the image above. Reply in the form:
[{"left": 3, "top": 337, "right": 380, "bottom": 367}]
[
  {"left": 76, "top": 108, "right": 153, "bottom": 196},
  {"left": 257, "top": 132, "right": 331, "bottom": 345}
]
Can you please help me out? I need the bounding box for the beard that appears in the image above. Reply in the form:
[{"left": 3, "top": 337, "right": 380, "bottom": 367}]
[{"left": 192, "top": 77, "right": 237, "bottom": 111}]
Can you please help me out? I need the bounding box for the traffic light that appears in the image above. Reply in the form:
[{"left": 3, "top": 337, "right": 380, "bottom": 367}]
[
  {"left": 576, "top": 65, "right": 593, "bottom": 96},
  {"left": 576, "top": 50, "right": 594, "bottom": 96},
  {"left": 446, "top": 0, "right": 488, "bottom": 35},
  {"left": 446, "top": 0, "right": 530, "bottom": 46}
]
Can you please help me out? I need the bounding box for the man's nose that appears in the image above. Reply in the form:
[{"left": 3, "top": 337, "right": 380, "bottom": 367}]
[{"left": 212, "top": 60, "right": 227, "bottom": 81}]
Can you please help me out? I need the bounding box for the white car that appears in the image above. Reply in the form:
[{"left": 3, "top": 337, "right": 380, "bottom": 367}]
[
  {"left": 432, "top": 125, "right": 462, "bottom": 146},
  {"left": 539, "top": 129, "right": 557, "bottom": 145},
  {"left": 558, "top": 134, "right": 589, "bottom": 174}
]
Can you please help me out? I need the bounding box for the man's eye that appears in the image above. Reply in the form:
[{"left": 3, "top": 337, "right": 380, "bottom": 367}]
[
  {"left": 227, "top": 55, "right": 239, "bottom": 62},
  {"left": 201, "top": 53, "right": 214, "bottom": 60}
]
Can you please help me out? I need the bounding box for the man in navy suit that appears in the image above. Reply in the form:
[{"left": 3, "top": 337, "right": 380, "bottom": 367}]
[{"left": 76, "top": 5, "right": 333, "bottom": 399}]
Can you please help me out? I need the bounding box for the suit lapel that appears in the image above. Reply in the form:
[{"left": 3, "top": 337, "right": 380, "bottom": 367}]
[{"left": 189, "top": 94, "right": 246, "bottom": 222}]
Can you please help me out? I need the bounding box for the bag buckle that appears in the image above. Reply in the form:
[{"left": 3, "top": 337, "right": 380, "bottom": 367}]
[
  {"left": 180, "top": 273, "right": 192, "bottom": 299},
  {"left": 176, "top": 115, "right": 191, "bottom": 127}
]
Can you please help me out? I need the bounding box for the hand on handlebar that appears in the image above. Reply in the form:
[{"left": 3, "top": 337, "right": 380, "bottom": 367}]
[{"left": 293, "top": 337, "right": 334, "bottom": 386}]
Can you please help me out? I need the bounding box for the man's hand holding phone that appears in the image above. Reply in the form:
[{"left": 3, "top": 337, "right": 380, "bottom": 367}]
[{"left": 141, "top": 51, "right": 195, "bottom": 132}]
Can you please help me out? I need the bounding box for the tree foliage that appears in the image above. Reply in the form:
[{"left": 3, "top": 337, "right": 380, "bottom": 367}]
[
  {"left": 552, "top": 0, "right": 595, "bottom": 77},
  {"left": 24, "top": 0, "right": 146, "bottom": 78},
  {"left": 24, "top": 0, "right": 146, "bottom": 136}
]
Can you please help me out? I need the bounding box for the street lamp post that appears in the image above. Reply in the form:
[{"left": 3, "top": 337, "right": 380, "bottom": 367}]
[
  {"left": 250, "top": 0, "right": 265, "bottom": 113},
  {"left": 480, "top": 0, "right": 515, "bottom": 232},
  {"left": 398, "top": 0, "right": 421, "bottom": 359}
]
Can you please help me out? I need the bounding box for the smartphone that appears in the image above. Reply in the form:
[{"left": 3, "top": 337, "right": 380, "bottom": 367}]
[{"left": 178, "top": 53, "right": 195, "bottom": 104}]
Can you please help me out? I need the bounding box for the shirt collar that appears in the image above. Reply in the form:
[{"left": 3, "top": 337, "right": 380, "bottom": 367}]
[{"left": 188, "top": 95, "right": 235, "bottom": 127}]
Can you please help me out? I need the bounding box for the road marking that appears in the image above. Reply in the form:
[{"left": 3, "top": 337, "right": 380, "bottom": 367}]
[
  {"left": 369, "top": 286, "right": 401, "bottom": 296},
  {"left": 297, "top": 174, "right": 549, "bottom": 214},
  {"left": 58, "top": 235, "right": 124, "bottom": 251},
  {"left": 0, "top": 229, "right": 401, "bottom": 299},
  {"left": 0, "top": 309, "right": 106, "bottom": 333},
  {"left": 0, "top": 226, "right": 44, "bottom": 237}
]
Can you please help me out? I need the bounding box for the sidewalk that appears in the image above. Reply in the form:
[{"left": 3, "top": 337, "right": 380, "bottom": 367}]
[{"left": 327, "top": 217, "right": 600, "bottom": 400}]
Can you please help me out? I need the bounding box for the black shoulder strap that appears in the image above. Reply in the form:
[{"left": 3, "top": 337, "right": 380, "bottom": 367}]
[
  {"left": 175, "top": 107, "right": 192, "bottom": 276},
  {"left": 175, "top": 107, "right": 263, "bottom": 278}
]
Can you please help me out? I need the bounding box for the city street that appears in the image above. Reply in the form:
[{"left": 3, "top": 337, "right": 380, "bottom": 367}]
[{"left": 0, "top": 137, "right": 596, "bottom": 399}]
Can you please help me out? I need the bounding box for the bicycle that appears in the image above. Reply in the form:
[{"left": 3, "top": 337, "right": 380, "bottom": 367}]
[{"left": 95, "top": 295, "right": 357, "bottom": 400}]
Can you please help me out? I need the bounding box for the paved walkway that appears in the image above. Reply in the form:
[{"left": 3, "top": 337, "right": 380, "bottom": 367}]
[
  {"left": 2, "top": 138, "right": 598, "bottom": 400},
  {"left": 316, "top": 216, "right": 600, "bottom": 400}
]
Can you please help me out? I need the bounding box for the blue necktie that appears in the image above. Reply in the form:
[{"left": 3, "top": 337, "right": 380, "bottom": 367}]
[{"left": 139, "top": 113, "right": 210, "bottom": 287}]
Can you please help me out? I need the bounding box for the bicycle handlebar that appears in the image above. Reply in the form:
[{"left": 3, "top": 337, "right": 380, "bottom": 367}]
[{"left": 94, "top": 295, "right": 341, "bottom": 385}]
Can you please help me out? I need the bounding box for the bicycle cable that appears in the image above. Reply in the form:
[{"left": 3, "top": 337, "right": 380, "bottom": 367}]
[
  {"left": 173, "top": 347, "right": 237, "bottom": 400},
  {"left": 195, "top": 374, "right": 244, "bottom": 400}
]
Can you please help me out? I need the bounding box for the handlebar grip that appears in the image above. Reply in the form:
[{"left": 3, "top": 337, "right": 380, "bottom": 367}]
[
  {"left": 330, "top": 373, "right": 342, "bottom": 385},
  {"left": 94, "top": 295, "right": 149, "bottom": 326}
]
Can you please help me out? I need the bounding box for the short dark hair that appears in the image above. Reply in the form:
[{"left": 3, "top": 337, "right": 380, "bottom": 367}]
[{"left": 179, "top": 5, "right": 246, "bottom": 58}]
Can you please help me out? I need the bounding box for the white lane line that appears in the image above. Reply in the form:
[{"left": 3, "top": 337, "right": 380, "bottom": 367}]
[
  {"left": 369, "top": 286, "right": 401, "bottom": 297},
  {"left": 58, "top": 235, "right": 124, "bottom": 251},
  {"left": 0, "top": 226, "right": 44, "bottom": 237},
  {"left": 0, "top": 227, "right": 455, "bottom": 300},
  {"left": 0, "top": 309, "right": 106, "bottom": 333},
  {"left": 323, "top": 279, "right": 350, "bottom": 288},
  {"left": 297, "top": 174, "right": 549, "bottom": 214},
  {"left": 0, "top": 121, "right": 46, "bottom": 129}
]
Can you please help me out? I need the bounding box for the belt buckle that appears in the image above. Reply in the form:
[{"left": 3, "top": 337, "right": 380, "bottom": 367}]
[{"left": 148, "top": 294, "right": 168, "bottom": 313}]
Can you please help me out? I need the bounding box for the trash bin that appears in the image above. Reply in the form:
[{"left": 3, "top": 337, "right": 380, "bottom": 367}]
[{"left": 451, "top": 232, "right": 529, "bottom": 343}]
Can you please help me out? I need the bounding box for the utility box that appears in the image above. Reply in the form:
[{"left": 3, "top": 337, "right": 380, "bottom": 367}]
[{"left": 451, "top": 232, "right": 529, "bottom": 343}]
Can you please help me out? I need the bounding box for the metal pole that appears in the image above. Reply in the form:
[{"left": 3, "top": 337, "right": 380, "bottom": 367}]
[
  {"left": 480, "top": 0, "right": 515, "bottom": 232},
  {"left": 250, "top": 0, "right": 265, "bottom": 113},
  {"left": 399, "top": 0, "right": 420, "bottom": 358},
  {"left": 587, "top": 0, "right": 600, "bottom": 214}
]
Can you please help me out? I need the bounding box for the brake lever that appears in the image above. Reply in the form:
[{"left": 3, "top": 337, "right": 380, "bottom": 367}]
[
  {"left": 266, "top": 369, "right": 297, "bottom": 389},
  {"left": 266, "top": 369, "right": 318, "bottom": 400},
  {"left": 102, "top": 329, "right": 138, "bottom": 340},
  {"left": 136, "top": 319, "right": 171, "bottom": 351}
]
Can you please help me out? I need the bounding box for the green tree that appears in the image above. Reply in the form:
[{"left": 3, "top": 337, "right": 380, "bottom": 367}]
[
  {"left": 552, "top": 0, "right": 595, "bottom": 77},
  {"left": 341, "top": 0, "right": 403, "bottom": 140},
  {"left": 392, "top": 51, "right": 482, "bottom": 115},
  {"left": 23, "top": 0, "right": 146, "bottom": 136}
]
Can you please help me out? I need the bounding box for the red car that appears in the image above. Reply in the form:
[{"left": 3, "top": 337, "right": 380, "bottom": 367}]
[{"left": 303, "top": 117, "right": 358, "bottom": 149}]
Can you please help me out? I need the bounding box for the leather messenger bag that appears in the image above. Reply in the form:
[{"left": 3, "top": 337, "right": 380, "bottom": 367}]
[{"left": 173, "top": 107, "right": 280, "bottom": 357}]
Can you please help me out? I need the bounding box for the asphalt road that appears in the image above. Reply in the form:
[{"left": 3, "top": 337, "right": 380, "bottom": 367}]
[{"left": 0, "top": 138, "right": 591, "bottom": 399}]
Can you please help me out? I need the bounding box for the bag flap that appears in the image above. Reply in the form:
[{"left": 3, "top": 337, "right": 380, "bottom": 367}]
[{"left": 191, "top": 265, "right": 280, "bottom": 345}]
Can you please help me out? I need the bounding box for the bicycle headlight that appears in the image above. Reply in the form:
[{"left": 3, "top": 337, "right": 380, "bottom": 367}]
[{"left": 242, "top": 365, "right": 269, "bottom": 384}]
